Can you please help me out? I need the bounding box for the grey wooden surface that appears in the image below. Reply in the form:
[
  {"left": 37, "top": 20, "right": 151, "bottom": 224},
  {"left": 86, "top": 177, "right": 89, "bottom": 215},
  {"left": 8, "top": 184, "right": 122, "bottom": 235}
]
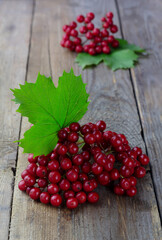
[{"left": 0, "top": 0, "right": 161, "bottom": 239}]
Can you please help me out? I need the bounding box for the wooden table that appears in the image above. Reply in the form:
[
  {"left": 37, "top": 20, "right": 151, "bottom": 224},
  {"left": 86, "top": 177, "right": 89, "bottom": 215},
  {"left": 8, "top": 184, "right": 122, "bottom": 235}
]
[{"left": 0, "top": 0, "right": 162, "bottom": 239}]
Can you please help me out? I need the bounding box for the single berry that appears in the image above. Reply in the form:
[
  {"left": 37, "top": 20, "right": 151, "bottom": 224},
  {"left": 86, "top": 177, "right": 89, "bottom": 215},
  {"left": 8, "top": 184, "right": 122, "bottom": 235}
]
[
  {"left": 72, "top": 154, "right": 84, "bottom": 166},
  {"left": 68, "top": 143, "right": 78, "bottom": 155},
  {"left": 76, "top": 191, "right": 87, "bottom": 204},
  {"left": 36, "top": 166, "right": 48, "bottom": 178},
  {"left": 64, "top": 190, "right": 75, "bottom": 199},
  {"left": 138, "top": 154, "right": 149, "bottom": 165},
  {"left": 48, "top": 171, "right": 61, "bottom": 183},
  {"left": 134, "top": 166, "right": 146, "bottom": 178},
  {"left": 77, "top": 15, "right": 85, "bottom": 23},
  {"left": 60, "top": 158, "right": 72, "bottom": 170},
  {"left": 29, "top": 187, "right": 41, "bottom": 200},
  {"left": 96, "top": 120, "right": 106, "bottom": 131},
  {"left": 114, "top": 184, "right": 125, "bottom": 195},
  {"left": 66, "top": 169, "right": 78, "bottom": 182},
  {"left": 66, "top": 197, "right": 78, "bottom": 209},
  {"left": 72, "top": 181, "right": 82, "bottom": 192},
  {"left": 126, "top": 186, "right": 137, "bottom": 197},
  {"left": 48, "top": 160, "right": 59, "bottom": 171},
  {"left": 87, "top": 192, "right": 99, "bottom": 203},
  {"left": 38, "top": 178, "right": 48, "bottom": 188},
  {"left": 69, "top": 122, "right": 80, "bottom": 132},
  {"left": 47, "top": 184, "right": 59, "bottom": 195},
  {"left": 24, "top": 175, "right": 36, "bottom": 187},
  {"left": 110, "top": 169, "right": 120, "bottom": 180},
  {"left": 120, "top": 178, "right": 131, "bottom": 190},
  {"left": 18, "top": 180, "right": 27, "bottom": 191},
  {"left": 40, "top": 192, "right": 50, "bottom": 204},
  {"left": 59, "top": 179, "right": 71, "bottom": 191},
  {"left": 50, "top": 194, "right": 62, "bottom": 207}
]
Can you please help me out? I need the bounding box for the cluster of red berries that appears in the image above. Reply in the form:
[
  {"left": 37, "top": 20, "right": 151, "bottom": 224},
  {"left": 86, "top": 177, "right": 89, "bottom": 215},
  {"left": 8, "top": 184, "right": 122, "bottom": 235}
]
[
  {"left": 60, "top": 12, "right": 119, "bottom": 55},
  {"left": 18, "top": 121, "right": 149, "bottom": 209}
]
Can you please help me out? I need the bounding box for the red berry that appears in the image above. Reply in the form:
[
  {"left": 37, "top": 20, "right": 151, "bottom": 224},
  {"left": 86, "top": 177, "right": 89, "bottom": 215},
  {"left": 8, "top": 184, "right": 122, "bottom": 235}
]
[
  {"left": 82, "top": 151, "right": 90, "bottom": 161},
  {"left": 83, "top": 45, "right": 90, "bottom": 53},
  {"left": 111, "top": 40, "right": 119, "bottom": 48},
  {"left": 103, "top": 131, "right": 113, "bottom": 141},
  {"left": 79, "top": 26, "right": 88, "bottom": 34},
  {"left": 62, "top": 24, "right": 68, "bottom": 32},
  {"left": 86, "top": 32, "right": 93, "bottom": 39},
  {"left": 84, "top": 17, "right": 91, "bottom": 23},
  {"left": 87, "top": 192, "right": 99, "bottom": 203},
  {"left": 81, "top": 162, "right": 91, "bottom": 173},
  {"left": 47, "top": 184, "right": 59, "bottom": 195},
  {"left": 106, "top": 154, "right": 115, "bottom": 164},
  {"left": 104, "top": 160, "right": 113, "bottom": 172},
  {"left": 69, "top": 122, "right": 80, "bottom": 132},
  {"left": 40, "top": 192, "right": 50, "bottom": 204},
  {"left": 138, "top": 154, "right": 149, "bottom": 165},
  {"left": 103, "top": 22, "right": 110, "bottom": 29},
  {"left": 66, "top": 197, "right": 78, "bottom": 209},
  {"left": 120, "top": 178, "right": 131, "bottom": 190},
  {"left": 123, "top": 157, "right": 135, "bottom": 168},
  {"left": 76, "top": 191, "right": 87, "bottom": 204},
  {"left": 72, "top": 154, "right": 84, "bottom": 166},
  {"left": 78, "top": 173, "right": 88, "bottom": 182},
  {"left": 60, "top": 158, "right": 72, "bottom": 170},
  {"left": 59, "top": 179, "right": 70, "bottom": 191},
  {"left": 129, "top": 176, "right": 137, "bottom": 187},
  {"left": 70, "top": 29, "right": 78, "bottom": 37},
  {"left": 68, "top": 143, "right": 78, "bottom": 155},
  {"left": 21, "top": 169, "right": 28, "bottom": 179},
  {"left": 50, "top": 194, "right": 62, "bottom": 206},
  {"left": 72, "top": 181, "right": 82, "bottom": 192},
  {"left": 86, "top": 12, "right": 95, "bottom": 20},
  {"left": 84, "top": 133, "right": 95, "bottom": 144},
  {"left": 134, "top": 166, "right": 146, "bottom": 178},
  {"left": 77, "top": 15, "right": 85, "bottom": 23},
  {"left": 83, "top": 180, "right": 94, "bottom": 192},
  {"left": 95, "top": 45, "right": 102, "bottom": 53},
  {"left": 92, "top": 162, "right": 103, "bottom": 175},
  {"left": 28, "top": 154, "right": 37, "bottom": 163},
  {"left": 37, "top": 155, "right": 48, "bottom": 166},
  {"left": 75, "top": 45, "right": 83, "bottom": 53},
  {"left": 88, "top": 48, "right": 96, "bottom": 55},
  {"left": 98, "top": 171, "right": 110, "bottom": 185},
  {"left": 120, "top": 165, "right": 132, "bottom": 178},
  {"left": 107, "top": 35, "right": 114, "bottom": 43},
  {"left": 110, "top": 169, "right": 120, "bottom": 180},
  {"left": 48, "top": 160, "right": 59, "bottom": 171},
  {"left": 96, "top": 120, "right": 106, "bottom": 131},
  {"left": 66, "top": 169, "right": 78, "bottom": 182},
  {"left": 58, "top": 129, "right": 68, "bottom": 140},
  {"left": 74, "top": 37, "right": 82, "bottom": 45},
  {"left": 87, "top": 22, "right": 94, "bottom": 30},
  {"left": 92, "top": 28, "right": 100, "bottom": 36},
  {"left": 70, "top": 21, "right": 77, "bottom": 29},
  {"left": 93, "top": 130, "right": 102, "bottom": 142},
  {"left": 64, "top": 40, "right": 72, "bottom": 48},
  {"left": 81, "top": 124, "right": 91, "bottom": 135},
  {"left": 101, "top": 17, "right": 106, "bottom": 22},
  {"left": 132, "top": 147, "right": 142, "bottom": 156},
  {"left": 48, "top": 171, "right": 61, "bottom": 183},
  {"left": 29, "top": 187, "right": 41, "bottom": 200},
  {"left": 36, "top": 166, "right": 48, "bottom": 178},
  {"left": 18, "top": 180, "right": 27, "bottom": 191},
  {"left": 26, "top": 186, "right": 32, "bottom": 195},
  {"left": 72, "top": 165, "right": 80, "bottom": 173},
  {"left": 64, "top": 190, "right": 75, "bottom": 199},
  {"left": 110, "top": 25, "right": 118, "bottom": 33},
  {"left": 38, "top": 178, "right": 48, "bottom": 188},
  {"left": 114, "top": 184, "right": 125, "bottom": 195},
  {"left": 57, "top": 145, "right": 68, "bottom": 155},
  {"left": 24, "top": 175, "right": 36, "bottom": 187},
  {"left": 107, "top": 12, "right": 113, "bottom": 18},
  {"left": 126, "top": 186, "right": 137, "bottom": 197}
]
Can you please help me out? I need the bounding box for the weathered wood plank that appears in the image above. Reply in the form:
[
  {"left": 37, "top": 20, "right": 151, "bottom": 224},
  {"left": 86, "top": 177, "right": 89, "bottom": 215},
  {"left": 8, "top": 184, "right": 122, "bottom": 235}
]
[
  {"left": 117, "top": 0, "right": 162, "bottom": 217},
  {"left": 0, "top": 1, "right": 33, "bottom": 239},
  {"left": 10, "top": 0, "right": 161, "bottom": 240}
]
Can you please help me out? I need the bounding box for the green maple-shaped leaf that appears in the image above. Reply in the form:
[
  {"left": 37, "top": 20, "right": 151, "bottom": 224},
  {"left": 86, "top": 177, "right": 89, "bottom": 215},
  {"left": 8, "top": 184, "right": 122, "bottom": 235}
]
[
  {"left": 75, "top": 38, "right": 145, "bottom": 70},
  {"left": 103, "top": 49, "right": 138, "bottom": 71},
  {"left": 11, "top": 69, "right": 89, "bottom": 157}
]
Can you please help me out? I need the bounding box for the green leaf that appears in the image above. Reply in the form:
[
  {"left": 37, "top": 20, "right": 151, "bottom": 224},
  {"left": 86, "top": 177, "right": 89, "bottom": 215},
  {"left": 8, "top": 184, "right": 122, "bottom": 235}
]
[
  {"left": 116, "top": 38, "right": 145, "bottom": 53},
  {"left": 11, "top": 69, "right": 89, "bottom": 156},
  {"left": 103, "top": 49, "right": 138, "bottom": 71},
  {"left": 75, "top": 38, "right": 146, "bottom": 70},
  {"left": 75, "top": 53, "right": 103, "bottom": 69}
]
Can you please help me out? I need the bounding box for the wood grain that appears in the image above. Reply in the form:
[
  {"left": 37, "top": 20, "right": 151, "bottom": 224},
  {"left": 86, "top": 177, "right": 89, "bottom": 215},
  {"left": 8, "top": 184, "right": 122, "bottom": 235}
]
[
  {"left": 117, "top": 0, "right": 162, "bottom": 217},
  {"left": 0, "top": 1, "right": 33, "bottom": 239},
  {"left": 9, "top": 0, "right": 161, "bottom": 240}
]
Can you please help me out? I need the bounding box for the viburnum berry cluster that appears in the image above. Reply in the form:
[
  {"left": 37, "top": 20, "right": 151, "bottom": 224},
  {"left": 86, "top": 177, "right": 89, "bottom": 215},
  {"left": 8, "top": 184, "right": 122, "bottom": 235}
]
[
  {"left": 18, "top": 120, "right": 149, "bottom": 209},
  {"left": 60, "top": 12, "right": 119, "bottom": 55}
]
